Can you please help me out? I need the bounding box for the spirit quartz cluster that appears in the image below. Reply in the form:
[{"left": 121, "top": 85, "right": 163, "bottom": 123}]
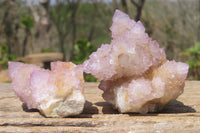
[
  {"left": 8, "top": 61, "right": 85, "bottom": 117},
  {"left": 83, "top": 10, "right": 189, "bottom": 113}
]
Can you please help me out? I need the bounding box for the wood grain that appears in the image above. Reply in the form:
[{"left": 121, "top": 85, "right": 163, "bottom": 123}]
[{"left": 0, "top": 81, "right": 200, "bottom": 133}]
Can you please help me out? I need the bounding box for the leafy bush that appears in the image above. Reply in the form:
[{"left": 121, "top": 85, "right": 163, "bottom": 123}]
[
  {"left": 20, "top": 15, "right": 35, "bottom": 29},
  {"left": 0, "top": 44, "right": 16, "bottom": 68},
  {"left": 184, "top": 42, "right": 200, "bottom": 79},
  {"left": 72, "top": 38, "right": 98, "bottom": 82}
]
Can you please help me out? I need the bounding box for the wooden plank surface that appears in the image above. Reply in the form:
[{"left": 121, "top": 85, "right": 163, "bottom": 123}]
[{"left": 0, "top": 81, "right": 200, "bottom": 133}]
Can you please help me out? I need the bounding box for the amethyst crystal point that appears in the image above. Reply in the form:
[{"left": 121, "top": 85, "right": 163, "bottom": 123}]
[{"left": 83, "top": 10, "right": 189, "bottom": 113}]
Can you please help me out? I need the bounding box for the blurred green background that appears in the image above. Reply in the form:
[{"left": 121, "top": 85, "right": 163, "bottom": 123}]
[{"left": 0, "top": 0, "right": 200, "bottom": 81}]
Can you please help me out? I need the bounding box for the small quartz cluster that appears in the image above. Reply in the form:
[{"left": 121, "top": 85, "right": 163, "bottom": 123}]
[
  {"left": 8, "top": 61, "right": 85, "bottom": 117},
  {"left": 83, "top": 10, "right": 189, "bottom": 113}
]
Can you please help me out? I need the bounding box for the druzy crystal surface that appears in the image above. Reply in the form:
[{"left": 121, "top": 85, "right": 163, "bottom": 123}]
[
  {"left": 9, "top": 61, "right": 85, "bottom": 117},
  {"left": 83, "top": 10, "right": 189, "bottom": 113}
]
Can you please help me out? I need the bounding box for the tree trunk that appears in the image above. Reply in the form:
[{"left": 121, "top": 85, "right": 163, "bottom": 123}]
[
  {"left": 22, "top": 30, "right": 29, "bottom": 56},
  {"left": 71, "top": 12, "right": 76, "bottom": 60},
  {"left": 135, "top": 0, "right": 145, "bottom": 21},
  {"left": 112, "top": 0, "right": 118, "bottom": 10},
  {"left": 88, "top": 24, "right": 95, "bottom": 42},
  {"left": 59, "top": 35, "right": 66, "bottom": 61},
  {"left": 2, "top": 5, "right": 12, "bottom": 55},
  {"left": 30, "top": 0, "right": 51, "bottom": 53},
  {"left": 198, "top": 0, "right": 200, "bottom": 41},
  {"left": 69, "top": 0, "right": 80, "bottom": 61},
  {"left": 130, "top": 0, "right": 146, "bottom": 21},
  {"left": 121, "top": 0, "right": 128, "bottom": 14}
]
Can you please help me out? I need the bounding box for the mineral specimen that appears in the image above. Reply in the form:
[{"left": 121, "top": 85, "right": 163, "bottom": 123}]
[
  {"left": 8, "top": 61, "right": 85, "bottom": 117},
  {"left": 83, "top": 10, "right": 189, "bottom": 113}
]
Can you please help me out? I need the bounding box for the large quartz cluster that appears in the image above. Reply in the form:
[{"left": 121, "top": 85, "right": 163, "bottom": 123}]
[
  {"left": 83, "top": 10, "right": 189, "bottom": 113},
  {"left": 8, "top": 61, "right": 85, "bottom": 117}
]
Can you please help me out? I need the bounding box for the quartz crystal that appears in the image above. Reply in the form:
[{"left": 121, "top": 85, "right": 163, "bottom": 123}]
[
  {"left": 8, "top": 61, "right": 85, "bottom": 117},
  {"left": 83, "top": 10, "right": 189, "bottom": 113}
]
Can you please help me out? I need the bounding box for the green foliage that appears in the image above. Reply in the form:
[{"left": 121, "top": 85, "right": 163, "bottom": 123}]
[
  {"left": 84, "top": 73, "right": 98, "bottom": 82},
  {"left": 184, "top": 42, "right": 200, "bottom": 79},
  {"left": 0, "top": 44, "right": 8, "bottom": 54},
  {"left": 49, "top": 3, "right": 72, "bottom": 33},
  {"left": 0, "top": 44, "right": 16, "bottom": 68},
  {"left": 72, "top": 38, "right": 98, "bottom": 82},
  {"left": 41, "top": 48, "right": 51, "bottom": 53},
  {"left": 72, "top": 37, "right": 97, "bottom": 64},
  {"left": 8, "top": 54, "right": 16, "bottom": 61},
  {"left": 77, "top": 2, "right": 112, "bottom": 46},
  {"left": 184, "top": 42, "right": 200, "bottom": 67},
  {"left": 20, "top": 15, "right": 35, "bottom": 29}
]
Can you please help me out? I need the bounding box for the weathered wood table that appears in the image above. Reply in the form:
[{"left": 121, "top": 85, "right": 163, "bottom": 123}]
[{"left": 0, "top": 81, "right": 200, "bottom": 133}]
